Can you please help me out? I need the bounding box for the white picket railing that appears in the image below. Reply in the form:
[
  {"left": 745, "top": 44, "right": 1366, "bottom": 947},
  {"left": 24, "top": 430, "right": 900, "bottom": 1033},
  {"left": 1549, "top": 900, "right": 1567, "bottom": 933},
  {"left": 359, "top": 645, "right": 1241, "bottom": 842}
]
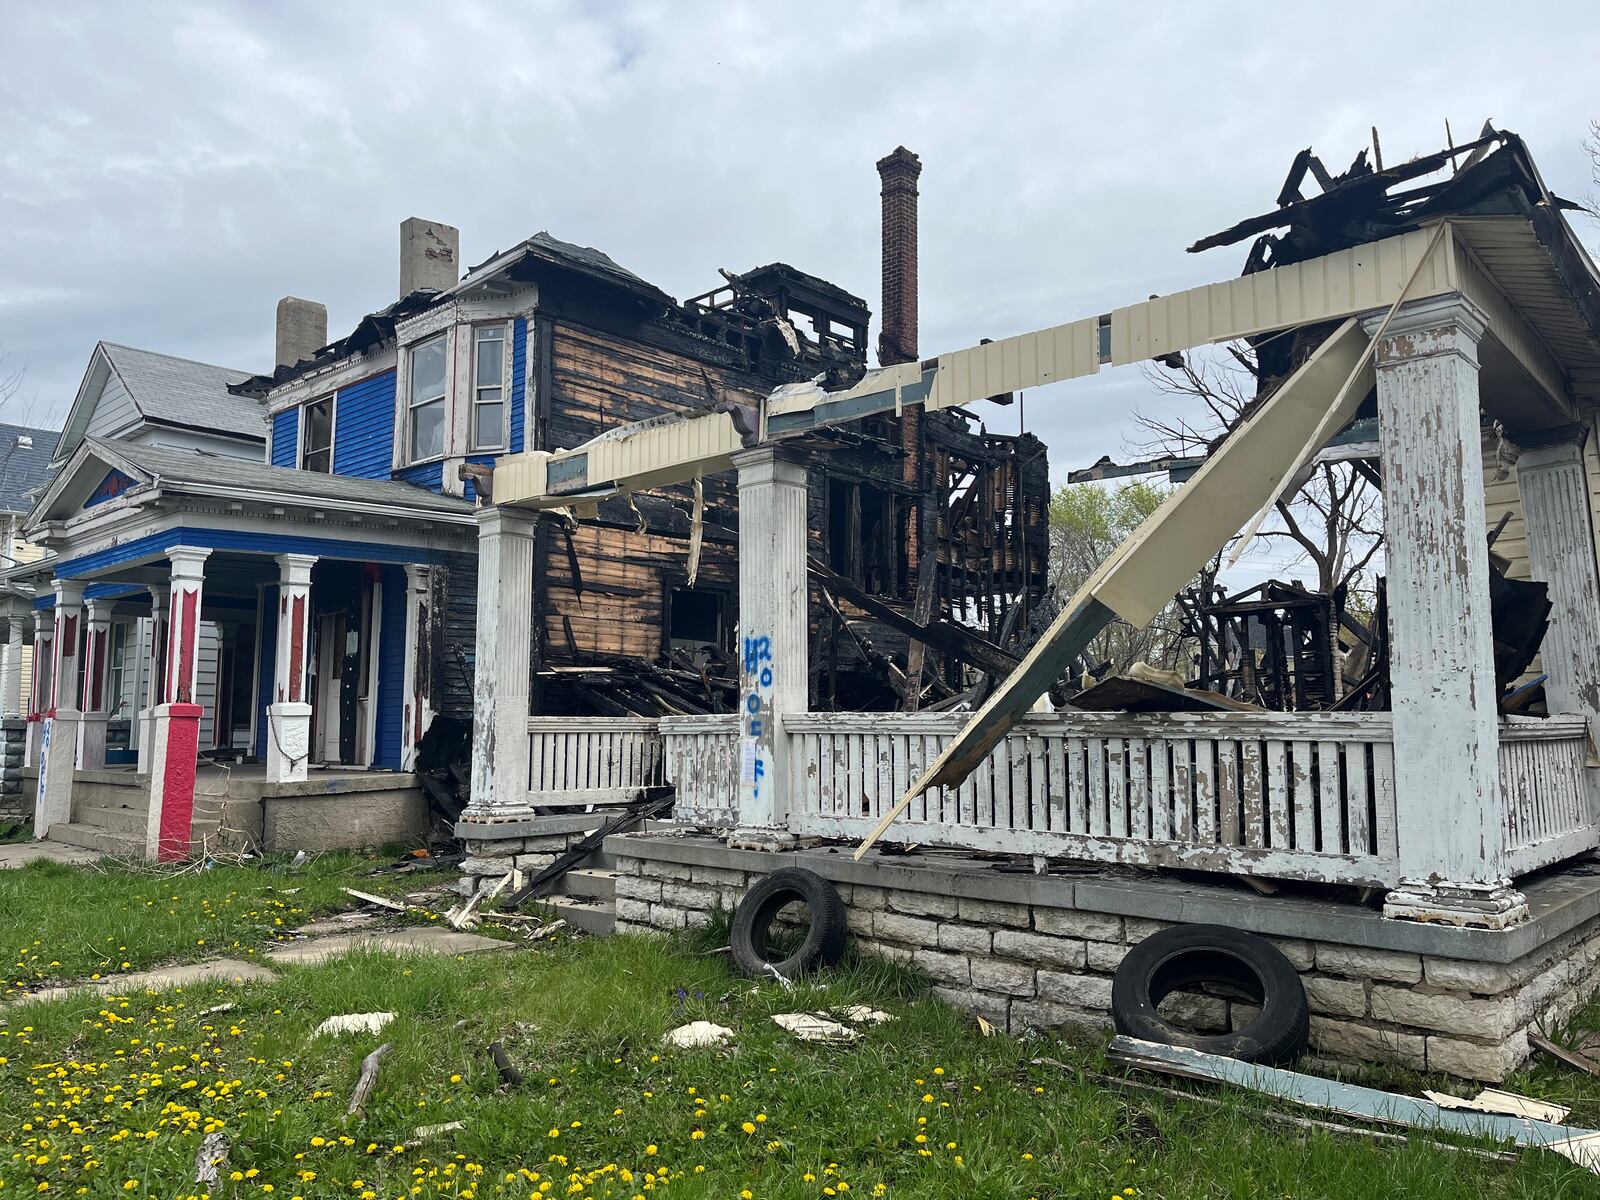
[
  {"left": 640, "top": 708, "right": 1595, "bottom": 888},
  {"left": 659, "top": 715, "right": 741, "bottom": 827},
  {"left": 526, "top": 716, "right": 665, "bottom": 806}
]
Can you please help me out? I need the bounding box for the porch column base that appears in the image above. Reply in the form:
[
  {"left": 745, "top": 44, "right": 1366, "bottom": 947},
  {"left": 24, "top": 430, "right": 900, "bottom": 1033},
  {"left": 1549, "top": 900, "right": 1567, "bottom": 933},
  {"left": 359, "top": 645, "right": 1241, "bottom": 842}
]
[
  {"left": 33, "top": 713, "right": 81, "bottom": 839},
  {"left": 728, "top": 826, "right": 798, "bottom": 852},
  {"left": 264, "top": 702, "right": 313, "bottom": 783},
  {"left": 24, "top": 716, "right": 42, "bottom": 768},
  {"left": 136, "top": 708, "right": 153, "bottom": 771},
  {"left": 1382, "top": 878, "right": 1530, "bottom": 930},
  {"left": 77, "top": 713, "right": 109, "bottom": 771},
  {"left": 144, "top": 702, "right": 202, "bottom": 862}
]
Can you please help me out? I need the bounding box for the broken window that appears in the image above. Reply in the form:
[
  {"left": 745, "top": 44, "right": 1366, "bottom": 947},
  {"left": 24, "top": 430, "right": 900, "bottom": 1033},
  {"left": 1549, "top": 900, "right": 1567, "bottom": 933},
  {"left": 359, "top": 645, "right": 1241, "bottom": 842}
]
[
  {"left": 301, "top": 394, "right": 334, "bottom": 474},
  {"left": 667, "top": 586, "right": 726, "bottom": 667},
  {"left": 472, "top": 324, "right": 506, "bottom": 452},
  {"left": 408, "top": 335, "right": 447, "bottom": 461}
]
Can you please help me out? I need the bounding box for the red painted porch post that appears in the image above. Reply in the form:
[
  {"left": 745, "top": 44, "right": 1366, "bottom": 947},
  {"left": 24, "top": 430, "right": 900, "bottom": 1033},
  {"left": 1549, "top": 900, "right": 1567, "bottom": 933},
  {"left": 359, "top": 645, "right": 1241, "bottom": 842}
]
[{"left": 144, "top": 547, "right": 209, "bottom": 861}]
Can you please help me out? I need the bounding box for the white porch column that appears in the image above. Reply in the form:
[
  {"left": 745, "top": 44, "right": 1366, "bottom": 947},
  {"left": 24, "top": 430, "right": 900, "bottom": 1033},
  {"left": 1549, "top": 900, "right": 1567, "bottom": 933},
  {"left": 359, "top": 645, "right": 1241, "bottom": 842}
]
[
  {"left": 1516, "top": 434, "right": 1600, "bottom": 751},
  {"left": 76, "top": 598, "right": 114, "bottom": 770},
  {"left": 137, "top": 587, "right": 168, "bottom": 770},
  {"left": 400, "top": 564, "right": 435, "bottom": 772},
  {"left": 163, "top": 548, "right": 211, "bottom": 705},
  {"left": 0, "top": 613, "right": 21, "bottom": 718},
  {"left": 25, "top": 607, "right": 52, "bottom": 768},
  {"left": 1367, "top": 294, "right": 1526, "bottom": 928},
  {"left": 34, "top": 579, "right": 84, "bottom": 838},
  {"left": 466, "top": 508, "right": 537, "bottom": 819},
  {"left": 731, "top": 447, "right": 810, "bottom": 844},
  {"left": 266, "top": 553, "right": 316, "bottom": 783}
]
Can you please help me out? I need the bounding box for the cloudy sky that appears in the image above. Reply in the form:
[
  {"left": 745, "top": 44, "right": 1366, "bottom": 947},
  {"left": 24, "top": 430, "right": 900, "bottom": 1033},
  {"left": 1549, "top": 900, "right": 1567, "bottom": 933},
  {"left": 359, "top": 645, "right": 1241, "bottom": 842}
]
[{"left": 3, "top": 0, "right": 1598, "bottom": 577}]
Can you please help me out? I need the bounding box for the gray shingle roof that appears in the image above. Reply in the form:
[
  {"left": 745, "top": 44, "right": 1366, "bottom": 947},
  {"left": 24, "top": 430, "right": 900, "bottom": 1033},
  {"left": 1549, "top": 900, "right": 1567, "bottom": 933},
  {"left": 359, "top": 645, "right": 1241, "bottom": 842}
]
[
  {"left": 86, "top": 437, "right": 475, "bottom": 516},
  {"left": 0, "top": 423, "right": 61, "bottom": 514},
  {"left": 100, "top": 343, "right": 267, "bottom": 441}
]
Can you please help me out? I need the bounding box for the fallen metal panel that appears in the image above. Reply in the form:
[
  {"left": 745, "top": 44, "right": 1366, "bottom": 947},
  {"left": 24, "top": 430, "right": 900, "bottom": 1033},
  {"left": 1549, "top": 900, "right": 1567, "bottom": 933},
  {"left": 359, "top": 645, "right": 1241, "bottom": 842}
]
[{"left": 854, "top": 319, "right": 1372, "bottom": 855}]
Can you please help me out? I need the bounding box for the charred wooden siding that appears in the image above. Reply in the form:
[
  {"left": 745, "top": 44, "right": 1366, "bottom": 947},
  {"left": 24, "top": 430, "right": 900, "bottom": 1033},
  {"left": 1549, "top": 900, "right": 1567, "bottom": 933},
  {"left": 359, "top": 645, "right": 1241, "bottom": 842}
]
[{"left": 436, "top": 555, "right": 482, "bottom": 721}]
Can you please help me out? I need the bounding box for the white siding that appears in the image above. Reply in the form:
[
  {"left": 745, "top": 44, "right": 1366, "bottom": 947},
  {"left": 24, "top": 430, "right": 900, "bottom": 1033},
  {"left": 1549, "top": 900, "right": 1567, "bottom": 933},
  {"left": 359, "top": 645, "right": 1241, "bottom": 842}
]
[
  {"left": 196, "top": 623, "right": 220, "bottom": 749},
  {"left": 85, "top": 374, "right": 141, "bottom": 439}
]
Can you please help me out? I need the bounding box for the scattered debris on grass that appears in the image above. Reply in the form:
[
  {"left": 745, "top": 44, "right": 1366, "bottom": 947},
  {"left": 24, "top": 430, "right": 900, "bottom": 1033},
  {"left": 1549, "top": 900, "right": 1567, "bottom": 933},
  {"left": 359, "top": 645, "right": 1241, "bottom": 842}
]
[
  {"left": 192, "top": 1132, "right": 229, "bottom": 1187},
  {"left": 405, "top": 1120, "right": 465, "bottom": 1148},
  {"left": 342, "top": 887, "right": 408, "bottom": 913},
  {"left": 1530, "top": 1030, "right": 1600, "bottom": 1076},
  {"left": 1423, "top": 1087, "right": 1572, "bottom": 1123},
  {"left": 661, "top": 1020, "right": 735, "bottom": 1049},
  {"left": 771, "top": 1012, "right": 859, "bottom": 1043},
  {"left": 835, "top": 1004, "right": 894, "bottom": 1026},
  {"left": 488, "top": 1039, "right": 526, "bottom": 1086},
  {"left": 198, "top": 1001, "right": 236, "bottom": 1017},
  {"left": 316, "top": 1012, "right": 395, "bottom": 1037},
  {"left": 345, "top": 1041, "right": 393, "bottom": 1117}
]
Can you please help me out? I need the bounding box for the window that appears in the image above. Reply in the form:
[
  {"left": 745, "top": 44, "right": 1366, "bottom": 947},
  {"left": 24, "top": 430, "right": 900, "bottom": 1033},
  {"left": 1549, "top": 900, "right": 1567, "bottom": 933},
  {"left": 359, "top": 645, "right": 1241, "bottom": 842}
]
[
  {"left": 408, "top": 336, "right": 447, "bottom": 461},
  {"left": 301, "top": 394, "right": 334, "bottom": 473},
  {"left": 472, "top": 325, "right": 506, "bottom": 451}
]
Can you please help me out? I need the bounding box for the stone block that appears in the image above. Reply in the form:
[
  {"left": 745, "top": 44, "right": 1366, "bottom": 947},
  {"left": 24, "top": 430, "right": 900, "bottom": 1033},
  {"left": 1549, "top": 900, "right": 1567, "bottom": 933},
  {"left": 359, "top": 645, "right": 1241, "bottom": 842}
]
[
  {"left": 616, "top": 876, "right": 663, "bottom": 903},
  {"left": 1268, "top": 938, "right": 1316, "bottom": 972},
  {"left": 860, "top": 941, "right": 915, "bottom": 966},
  {"left": 1159, "top": 991, "right": 1228, "bottom": 1032},
  {"left": 969, "top": 958, "right": 1037, "bottom": 997},
  {"left": 460, "top": 855, "right": 516, "bottom": 877},
  {"left": 912, "top": 948, "right": 971, "bottom": 986},
  {"left": 690, "top": 864, "right": 748, "bottom": 888},
  {"left": 1123, "top": 918, "right": 1170, "bottom": 944},
  {"left": 1011, "top": 998, "right": 1113, "bottom": 1034},
  {"left": 1426, "top": 1030, "right": 1529, "bottom": 1083},
  {"left": 661, "top": 882, "right": 721, "bottom": 911},
  {"left": 650, "top": 904, "right": 689, "bottom": 930},
  {"left": 889, "top": 891, "right": 960, "bottom": 918},
  {"left": 513, "top": 853, "right": 558, "bottom": 872},
  {"left": 611, "top": 855, "right": 644, "bottom": 876},
  {"left": 1421, "top": 957, "right": 1518, "bottom": 995},
  {"left": 850, "top": 885, "right": 888, "bottom": 911},
  {"left": 1316, "top": 945, "right": 1423, "bottom": 984},
  {"left": 1035, "top": 908, "right": 1123, "bottom": 943},
  {"left": 875, "top": 912, "right": 939, "bottom": 948},
  {"left": 931, "top": 985, "right": 1011, "bottom": 1030},
  {"left": 956, "top": 897, "right": 1032, "bottom": 928},
  {"left": 1086, "top": 941, "right": 1128, "bottom": 973},
  {"left": 1308, "top": 1016, "right": 1426, "bottom": 1069},
  {"left": 615, "top": 897, "right": 652, "bottom": 924},
  {"left": 993, "top": 930, "right": 1088, "bottom": 970},
  {"left": 845, "top": 908, "right": 876, "bottom": 937},
  {"left": 1369, "top": 985, "right": 1515, "bottom": 1041},
  {"left": 1037, "top": 970, "right": 1113, "bottom": 1010},
  {"left": 1304, "top": 976, "right": 1368, "bottom": 1019},
  {"left": 937, "top": 923, "right": 993, "bottom": 955},
  {"left": 614, "top": 920, "right": 655, "bottom": 937},
  {"left": 684, "top": 908, "right": 714, "bottom": 929}
]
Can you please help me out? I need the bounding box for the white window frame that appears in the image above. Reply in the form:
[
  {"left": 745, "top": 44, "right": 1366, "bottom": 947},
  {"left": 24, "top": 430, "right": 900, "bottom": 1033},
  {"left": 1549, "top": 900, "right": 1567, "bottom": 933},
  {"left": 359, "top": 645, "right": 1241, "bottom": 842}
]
[
  {"left": 470, "top": 323, "right": 510, "bottom": 453},
  {"left": 406, "top": 334, "right": 449, "bottom": 464},
  {"left": 299, "top": 393, "right": 335, "bottom": 474}
]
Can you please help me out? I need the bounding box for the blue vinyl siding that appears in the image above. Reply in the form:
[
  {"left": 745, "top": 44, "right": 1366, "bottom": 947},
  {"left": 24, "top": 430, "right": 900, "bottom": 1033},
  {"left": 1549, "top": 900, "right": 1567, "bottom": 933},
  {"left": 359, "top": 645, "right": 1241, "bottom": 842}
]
[
  {"left": 333, "top": 370, "right": 398, "bottom": 480},
  {"left": 255, "top": 585, "right": 278, "bottom": 760},
  {"left": 375, "top": 565, "right": 407, "bottom": 769},
  {"left": 510, "top": 317, "right": 527, "bottom": 454},
  {"left": 394, "top": 460, "right": 444, "bottom": 491},
  {"left": 270, "top": 410, "right": 298, "bottom": 468}
]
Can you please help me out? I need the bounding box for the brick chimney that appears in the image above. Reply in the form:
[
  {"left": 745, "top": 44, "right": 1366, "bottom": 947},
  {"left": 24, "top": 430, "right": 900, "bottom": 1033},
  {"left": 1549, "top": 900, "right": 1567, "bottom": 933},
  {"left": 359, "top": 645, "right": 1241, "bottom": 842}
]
[
  {"left": 399, "top": 217, "right": 460, "bottom": 297},
  {"left": 275, "top": 296, "right": 327, "bottom": 370},
  {"left": 876, "top": 146, "right": 922, "bottom": 367}
]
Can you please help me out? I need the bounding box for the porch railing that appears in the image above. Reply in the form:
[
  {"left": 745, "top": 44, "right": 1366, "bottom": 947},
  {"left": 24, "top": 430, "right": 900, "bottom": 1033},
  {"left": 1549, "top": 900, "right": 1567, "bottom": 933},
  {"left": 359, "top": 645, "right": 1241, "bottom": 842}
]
[
  {"left": 784, "top": 712, "right": 1403, "bottom": 887},
  {"left": 526, "top": 716, "right": 665, "bottom": 806},
  {"left": 659, "top": 715, "right": 741, "bottom": 827},
  {"left": 1501, "top": 715, "right": 1597, "bottom": 874}
]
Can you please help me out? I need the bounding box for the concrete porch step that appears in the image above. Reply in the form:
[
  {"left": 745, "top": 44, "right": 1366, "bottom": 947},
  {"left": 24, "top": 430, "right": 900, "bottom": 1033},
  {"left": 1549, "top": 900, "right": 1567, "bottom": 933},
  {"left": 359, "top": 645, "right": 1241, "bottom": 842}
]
[
  {"left": 72, "top": 803, "right": 148, "bottom": 835},
  {"left": 46, "top": 822, "right": 142, "bottom": 856},
  {"left": 559, "top": 867, "right": 616, "bottom": 903},
  {"left": 547, "top": 895, "right": 616, "bottom": 936}
]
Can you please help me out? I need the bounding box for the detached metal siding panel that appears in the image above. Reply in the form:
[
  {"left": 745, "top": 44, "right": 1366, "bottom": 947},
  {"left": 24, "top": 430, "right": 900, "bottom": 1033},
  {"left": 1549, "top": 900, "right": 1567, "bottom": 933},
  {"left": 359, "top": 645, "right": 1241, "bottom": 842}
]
[
  {"left": 270, "top": 410, "right": 298, "bottom": 468},
  {"left": 510, "top": 317, "right": 527, "bottom": 454},
  {"left": 333, "top": 370, "right": 398, "bottom": 480}
]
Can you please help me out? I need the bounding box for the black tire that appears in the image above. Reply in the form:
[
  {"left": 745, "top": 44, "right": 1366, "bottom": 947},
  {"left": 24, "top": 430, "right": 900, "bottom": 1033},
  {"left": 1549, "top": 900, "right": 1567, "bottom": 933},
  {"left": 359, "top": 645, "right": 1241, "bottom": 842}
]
[
  {"left": 1111, "top": 924, "right": 1309, "bottom": 1065},
  {"left": 730, "top": 867, "right": 848, "bottom": 980}
]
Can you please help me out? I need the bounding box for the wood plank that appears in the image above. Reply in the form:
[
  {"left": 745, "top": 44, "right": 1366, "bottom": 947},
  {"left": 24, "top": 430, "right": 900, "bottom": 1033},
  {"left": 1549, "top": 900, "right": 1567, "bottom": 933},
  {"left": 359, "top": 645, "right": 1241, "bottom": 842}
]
[
  {"left": 1318, "top": 739, "right": 1343, "bottom": 855},
  {"left": 1047, "top": 733, "right": 1068, "bottom": 834},
  {"left": 1029, "top": 732, "right": 1049, "bottom": 834},
  {"left": 1216, "top": 739, "right": 1240, "bottom": 846},
  {"left": 1129, "top": 736, "right": 1149, "bottom": 839},
  {"left": 1172, "top": 740, "right": 1194, "bottom": 841},
  {"left": 1068, "top": 736, "right": 1088, "bottom": 834},
  {"left": 1372, "top": 739, "right": 1399, "bottom": 858},
  {"left": 1265, "top": 739, "right": 1290, "bottom": 850},
  {"left": 1241, "top": 739, "right": 1265, "bottom": 849},
  {"left": 1346, "top": 742, "right": 1372, "bottom": 855},
  {"left": 976, "top": 745, "right": 995, "bottom": 828},
  {"left": 1291, "top": 739, "right": 1315, "bottom": 851},
  {"left": 1108, "top": 737, "right": 1127, "bottom": 838},
  {"left": 1193, "top": 740, "right": 1216, "bottom": 844},
  {"left": 1087, "top": 737, "right": 1109, "bottom": 836},
  {"left": 1149, "top": 738, "right": 1171, "bottom": 841}
]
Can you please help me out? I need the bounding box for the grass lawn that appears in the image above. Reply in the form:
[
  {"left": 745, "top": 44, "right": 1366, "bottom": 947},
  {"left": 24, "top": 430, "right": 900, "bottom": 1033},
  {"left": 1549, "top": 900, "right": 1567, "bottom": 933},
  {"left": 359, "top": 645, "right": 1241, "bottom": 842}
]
[{"left": 5, "top": 858, "right": 1600, "bottom": 1198}]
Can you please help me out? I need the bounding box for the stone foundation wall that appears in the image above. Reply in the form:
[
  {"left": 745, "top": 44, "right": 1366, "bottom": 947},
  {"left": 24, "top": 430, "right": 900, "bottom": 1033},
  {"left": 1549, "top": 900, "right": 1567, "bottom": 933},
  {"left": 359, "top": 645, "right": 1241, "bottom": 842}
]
[
  {"left": 607, "top": 837, "right": 1600, "bottom": 1082},
  {"left": 0, "top": 718, "right": 26, "bottom": 822},
  {"left": 458, "top": 820, "right": 599, "bottom": 897}
]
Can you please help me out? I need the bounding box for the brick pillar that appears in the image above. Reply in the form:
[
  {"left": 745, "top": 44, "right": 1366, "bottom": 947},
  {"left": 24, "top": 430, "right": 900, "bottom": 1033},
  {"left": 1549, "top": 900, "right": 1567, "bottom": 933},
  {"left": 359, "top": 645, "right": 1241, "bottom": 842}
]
[
  {"left": 266, "top": 553, "right": 316, "bottom": 782},
  {"left": 876, "top": 145, "right": 922, "bottom": 368},
  {"left": 76, "top": 598, "right": 113, "bottom": 770},
  {"left": 34, "top": 579, "right": 84, "bottom": 838}
]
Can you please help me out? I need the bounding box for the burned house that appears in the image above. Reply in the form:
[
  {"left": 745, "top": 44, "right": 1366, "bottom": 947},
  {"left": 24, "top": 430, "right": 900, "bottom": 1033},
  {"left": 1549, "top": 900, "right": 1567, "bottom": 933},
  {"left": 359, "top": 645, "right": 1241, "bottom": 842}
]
[{"left": 22, "top": 150, "right": 1048, "bottom": 857}]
